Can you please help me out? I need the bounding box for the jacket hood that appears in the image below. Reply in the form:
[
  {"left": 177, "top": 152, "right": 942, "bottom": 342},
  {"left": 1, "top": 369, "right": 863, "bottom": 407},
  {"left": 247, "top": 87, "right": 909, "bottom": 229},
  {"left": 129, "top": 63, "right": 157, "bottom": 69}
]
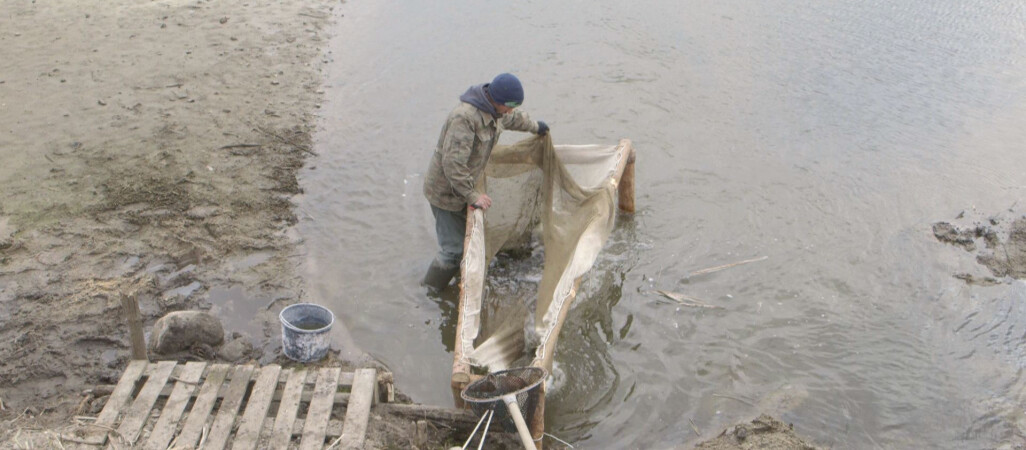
[{"left": 459, "top": 83, "right": 500, "bottom": 119}]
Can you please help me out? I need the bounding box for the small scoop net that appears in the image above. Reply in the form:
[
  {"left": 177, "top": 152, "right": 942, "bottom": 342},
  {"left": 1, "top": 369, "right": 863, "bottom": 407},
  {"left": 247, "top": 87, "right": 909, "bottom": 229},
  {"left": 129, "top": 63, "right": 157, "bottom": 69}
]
[{"left": 460, "top": 367, "right": 547, "bottom": 432}]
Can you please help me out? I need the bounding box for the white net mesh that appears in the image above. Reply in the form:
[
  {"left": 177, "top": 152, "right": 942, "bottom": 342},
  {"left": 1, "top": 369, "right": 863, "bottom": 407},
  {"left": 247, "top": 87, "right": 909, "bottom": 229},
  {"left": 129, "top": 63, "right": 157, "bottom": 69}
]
[{"left": 458, "top": 135, "right": 628, "bottom": 373}]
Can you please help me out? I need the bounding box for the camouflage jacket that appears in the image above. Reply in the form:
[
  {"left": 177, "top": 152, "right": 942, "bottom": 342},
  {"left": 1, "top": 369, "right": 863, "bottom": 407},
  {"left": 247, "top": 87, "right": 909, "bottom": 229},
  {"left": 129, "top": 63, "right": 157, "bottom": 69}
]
[{"left": 423, "top": 102, "right": 539, "bottom": 211}]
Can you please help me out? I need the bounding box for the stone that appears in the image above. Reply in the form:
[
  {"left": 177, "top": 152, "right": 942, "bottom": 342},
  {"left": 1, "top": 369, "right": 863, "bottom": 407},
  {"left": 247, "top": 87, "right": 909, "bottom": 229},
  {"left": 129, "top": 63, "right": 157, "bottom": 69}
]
[
  {"left": 149, "top": 311, "right": 224, "bottom": 354},
  {"left": 218, "top": 337, "right": 254, "bottom": 362}
]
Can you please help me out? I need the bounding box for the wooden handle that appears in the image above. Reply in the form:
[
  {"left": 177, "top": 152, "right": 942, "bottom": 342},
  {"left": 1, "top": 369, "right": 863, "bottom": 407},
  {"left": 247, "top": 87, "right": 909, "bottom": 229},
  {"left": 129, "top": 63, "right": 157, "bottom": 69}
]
[{"left": 503, "top": 394, "right": 538, "bottom": 450}]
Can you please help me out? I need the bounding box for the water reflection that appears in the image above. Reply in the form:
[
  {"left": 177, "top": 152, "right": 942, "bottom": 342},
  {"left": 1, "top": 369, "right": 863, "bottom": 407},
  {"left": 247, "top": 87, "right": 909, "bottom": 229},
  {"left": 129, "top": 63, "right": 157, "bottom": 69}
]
[
  {"left": 427, "top": 286, "right": 460, "bottom": 354},
  {"left": 304, "top": 0, "right": 1026, "bottom": 447}
]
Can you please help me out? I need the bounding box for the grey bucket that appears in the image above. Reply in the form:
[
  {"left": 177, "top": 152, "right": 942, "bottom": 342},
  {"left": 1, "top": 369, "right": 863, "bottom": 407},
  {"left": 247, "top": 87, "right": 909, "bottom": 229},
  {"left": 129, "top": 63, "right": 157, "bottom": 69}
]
[{"left": 279, "top": 303, "right": 334, "bottom": 362}]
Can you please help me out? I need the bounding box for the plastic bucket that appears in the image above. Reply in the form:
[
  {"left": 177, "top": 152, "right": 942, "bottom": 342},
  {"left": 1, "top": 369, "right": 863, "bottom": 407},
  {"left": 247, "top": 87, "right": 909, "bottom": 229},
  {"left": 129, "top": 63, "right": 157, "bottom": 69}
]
[{"left": 279, "top": 303, "right": 334, "bottom": 362}]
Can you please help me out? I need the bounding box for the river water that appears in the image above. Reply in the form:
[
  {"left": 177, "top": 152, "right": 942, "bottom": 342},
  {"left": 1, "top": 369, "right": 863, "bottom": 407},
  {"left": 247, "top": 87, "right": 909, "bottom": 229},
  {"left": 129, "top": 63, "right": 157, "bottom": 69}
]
[{"left": 296, "top": 1, "right": 1026, "bottom": 448}]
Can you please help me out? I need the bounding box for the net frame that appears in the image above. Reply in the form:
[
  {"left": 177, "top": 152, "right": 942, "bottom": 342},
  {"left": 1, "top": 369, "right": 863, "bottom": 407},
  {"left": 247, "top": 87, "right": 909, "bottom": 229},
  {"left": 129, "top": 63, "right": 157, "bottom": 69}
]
[{"left": 460, "top": 367, "right": 547, "bottom": 432}]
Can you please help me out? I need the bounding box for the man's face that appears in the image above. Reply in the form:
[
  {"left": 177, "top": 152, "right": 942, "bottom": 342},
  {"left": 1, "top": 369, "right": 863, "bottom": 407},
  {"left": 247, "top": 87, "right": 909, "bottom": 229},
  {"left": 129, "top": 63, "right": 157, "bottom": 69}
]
[{"left": 495, "top": 103, "right": 515, "bottom": 115}]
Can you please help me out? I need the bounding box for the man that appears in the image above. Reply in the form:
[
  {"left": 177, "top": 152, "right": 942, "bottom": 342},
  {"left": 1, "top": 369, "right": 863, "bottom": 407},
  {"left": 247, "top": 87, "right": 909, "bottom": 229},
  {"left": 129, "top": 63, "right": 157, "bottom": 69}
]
[{"left": 422, "top": 73, "right": 549, "bottom": 291}]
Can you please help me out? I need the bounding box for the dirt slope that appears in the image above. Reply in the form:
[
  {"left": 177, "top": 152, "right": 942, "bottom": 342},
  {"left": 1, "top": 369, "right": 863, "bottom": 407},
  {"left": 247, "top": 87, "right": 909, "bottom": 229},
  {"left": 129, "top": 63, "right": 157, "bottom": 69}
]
[{"left": 0, "top": 0, "right": 334, "bottom": 441}]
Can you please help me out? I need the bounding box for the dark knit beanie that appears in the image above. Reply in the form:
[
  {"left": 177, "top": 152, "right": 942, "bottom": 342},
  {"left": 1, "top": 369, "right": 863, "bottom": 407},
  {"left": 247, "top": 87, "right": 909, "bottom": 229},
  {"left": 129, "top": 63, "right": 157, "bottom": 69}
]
[{"left": 488, "top": 73, "right": 524, "bottom": 107}]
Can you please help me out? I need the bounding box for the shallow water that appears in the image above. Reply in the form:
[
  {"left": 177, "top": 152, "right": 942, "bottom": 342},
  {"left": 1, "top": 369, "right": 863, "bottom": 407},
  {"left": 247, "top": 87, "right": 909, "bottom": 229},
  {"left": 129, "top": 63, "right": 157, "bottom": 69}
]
[{"left": 298, "top": 1, "right": 1026, "bottom": 448}]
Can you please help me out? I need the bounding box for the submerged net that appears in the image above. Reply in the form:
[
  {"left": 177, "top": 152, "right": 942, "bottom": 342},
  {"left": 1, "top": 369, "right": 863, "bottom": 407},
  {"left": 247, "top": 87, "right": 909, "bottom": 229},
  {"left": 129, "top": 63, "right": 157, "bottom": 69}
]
[{"left": 457, "top": 135, "right": 626, "bottom": 373}]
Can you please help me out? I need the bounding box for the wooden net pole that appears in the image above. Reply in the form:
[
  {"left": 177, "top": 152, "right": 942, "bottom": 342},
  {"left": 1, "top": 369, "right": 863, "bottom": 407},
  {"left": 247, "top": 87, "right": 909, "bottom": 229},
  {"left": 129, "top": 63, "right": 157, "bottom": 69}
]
[
  {"left": 530, "top": 382, "right": 547, "bottom": 449},
  {"left": 618, "top": 143, "right": 636, "bottom": 213},
  {"left": 121, "top": 294, "right": 148, "bottom": 361},
  {"left": 451, "top": 205, "right": 476, "bottom": 408}
]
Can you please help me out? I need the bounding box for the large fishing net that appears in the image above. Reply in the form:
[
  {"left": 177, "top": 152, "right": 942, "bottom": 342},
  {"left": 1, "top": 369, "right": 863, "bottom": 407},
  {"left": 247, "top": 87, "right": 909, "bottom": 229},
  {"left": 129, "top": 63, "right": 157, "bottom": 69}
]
[{"left": 456, "top": 135, "right": 630, "bottom": 373}]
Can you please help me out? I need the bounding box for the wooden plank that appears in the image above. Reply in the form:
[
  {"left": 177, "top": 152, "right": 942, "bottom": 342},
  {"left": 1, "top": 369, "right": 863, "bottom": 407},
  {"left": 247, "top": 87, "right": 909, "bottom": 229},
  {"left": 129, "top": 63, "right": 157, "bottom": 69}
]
[
  {"left": 96, "top": 368, "right": 365, "bottom": 398},
  {"left": 144, "top": 361, "right": 207, "bottom": 450},
  {"left": 175, "top": 364, "right": 230, "bottom": 448},
  {"left": 338, "top": 368, "right": 376, "bottom": 449},
  {"left": 142, "top": 361, "right": 374, "bottom": 389},
  {"left": 115, "top": 360, "right": 177, "bottom": 445},
  {"left": 269, "top": 369, "right": 308, "bottom": 449},
  {"left": 299, "top": 367, "right": 342, "bottom": 450},
  {"left": 202, "top": 365, "right": 255, "bottom": 450},
  {"left": 378, "top": 372, "right": 395, "bottom": 403},
  {"left": 99, "top": 380, "right": 352, "bottom": 406},
  {"left": 95, "top": 359, "right": 148, "bottom": 427},
  {"left": 71, "top": 359, "right": 148, "bottom": 445},
  {"left": 375, "top": 403, "right": 479, "bottom": 430},
  {"left": 231, "top": 365, "right": 282, "bottom": 450}
]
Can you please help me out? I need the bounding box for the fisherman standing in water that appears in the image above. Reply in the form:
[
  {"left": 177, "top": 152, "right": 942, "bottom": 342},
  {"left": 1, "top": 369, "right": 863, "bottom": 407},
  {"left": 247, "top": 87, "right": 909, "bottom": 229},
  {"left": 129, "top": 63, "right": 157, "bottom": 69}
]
[{"left": 422, "top": 73, "right": 549, "bottom": 291}]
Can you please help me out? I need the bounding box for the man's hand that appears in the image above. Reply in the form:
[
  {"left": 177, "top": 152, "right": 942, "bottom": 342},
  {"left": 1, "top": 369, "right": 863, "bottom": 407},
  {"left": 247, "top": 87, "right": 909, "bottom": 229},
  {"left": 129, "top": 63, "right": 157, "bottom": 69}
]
[
  {"left": 471, "top": 194, "right": 493, "bottom": 210},
  {"left": 536, "top": 121, "right": 549, "bottom": 136}
]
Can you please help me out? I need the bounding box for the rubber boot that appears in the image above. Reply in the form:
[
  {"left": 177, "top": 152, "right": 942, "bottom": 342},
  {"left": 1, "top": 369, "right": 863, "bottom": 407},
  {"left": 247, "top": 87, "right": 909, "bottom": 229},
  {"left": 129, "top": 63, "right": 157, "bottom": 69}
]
[{"left": 422, "top": 259, "right": 459, "bottom": 292}]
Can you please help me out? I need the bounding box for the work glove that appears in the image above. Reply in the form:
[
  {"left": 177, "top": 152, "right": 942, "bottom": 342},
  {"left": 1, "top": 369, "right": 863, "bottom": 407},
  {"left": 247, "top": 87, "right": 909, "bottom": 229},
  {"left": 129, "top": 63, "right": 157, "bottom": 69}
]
[{"left": 536, "top": 121, "right": 549, "bottom": 136}]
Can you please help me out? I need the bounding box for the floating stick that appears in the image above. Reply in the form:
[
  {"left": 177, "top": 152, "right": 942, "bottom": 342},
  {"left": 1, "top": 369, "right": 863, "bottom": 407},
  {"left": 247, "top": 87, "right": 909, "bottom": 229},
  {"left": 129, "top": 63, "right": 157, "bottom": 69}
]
[
  {"left": 654, "top": 290, "right": 725, "bottom": 309},
  {"left": 688, "top": 256, "right": 768, "bottom": 277}
]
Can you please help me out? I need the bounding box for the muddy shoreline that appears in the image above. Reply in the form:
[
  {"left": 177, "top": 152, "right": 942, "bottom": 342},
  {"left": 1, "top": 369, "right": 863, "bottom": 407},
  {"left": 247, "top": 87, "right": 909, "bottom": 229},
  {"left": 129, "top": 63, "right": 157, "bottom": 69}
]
[
  {"left": 0, "top": 1, "right": 830, "bottom": 448},
  {"left": 0, "top": 0, "right": 334, "bottom": 443}
]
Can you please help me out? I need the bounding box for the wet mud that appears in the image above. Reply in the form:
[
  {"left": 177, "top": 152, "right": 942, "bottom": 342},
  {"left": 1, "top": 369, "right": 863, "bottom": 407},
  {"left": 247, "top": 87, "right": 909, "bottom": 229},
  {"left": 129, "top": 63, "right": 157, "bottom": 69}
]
[
  {"left": 0, "top": 0, "right": 335, "bottom": 444},
  {"left": 934, "top": 208, "right": 1026, "bottom": 283}
]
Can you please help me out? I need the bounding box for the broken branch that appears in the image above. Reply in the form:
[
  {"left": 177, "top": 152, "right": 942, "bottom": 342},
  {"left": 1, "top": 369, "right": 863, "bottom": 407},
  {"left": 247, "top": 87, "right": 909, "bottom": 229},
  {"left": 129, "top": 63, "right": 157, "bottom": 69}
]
[{"left": 218, "top": 143, "right": 261, "bottom": 150}]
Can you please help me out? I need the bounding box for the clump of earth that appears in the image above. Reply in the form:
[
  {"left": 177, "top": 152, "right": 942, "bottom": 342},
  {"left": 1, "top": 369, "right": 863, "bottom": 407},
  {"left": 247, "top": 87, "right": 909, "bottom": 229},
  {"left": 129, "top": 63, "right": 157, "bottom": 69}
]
[
  {"left": 933, "top": 209, "right": 1026, "bottom": 283},
  {"left": 695, "top": 415, "right": 819, "bottom": 450}
]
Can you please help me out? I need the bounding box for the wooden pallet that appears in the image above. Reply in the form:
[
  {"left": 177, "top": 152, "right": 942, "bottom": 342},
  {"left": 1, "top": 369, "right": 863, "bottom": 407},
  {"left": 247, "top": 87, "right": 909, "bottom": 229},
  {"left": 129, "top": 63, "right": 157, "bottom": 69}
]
[{"left": 62, "top": 360, "right": 388, "bottom": 450}]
